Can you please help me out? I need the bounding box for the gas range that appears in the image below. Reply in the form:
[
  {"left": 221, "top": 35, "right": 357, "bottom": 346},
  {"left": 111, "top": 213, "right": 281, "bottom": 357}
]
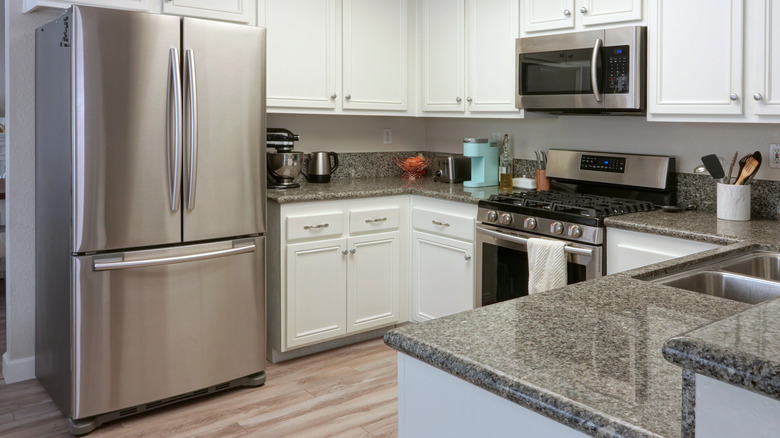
[{"left": 476, "top": 149, "right": 676, "bottom": 246}]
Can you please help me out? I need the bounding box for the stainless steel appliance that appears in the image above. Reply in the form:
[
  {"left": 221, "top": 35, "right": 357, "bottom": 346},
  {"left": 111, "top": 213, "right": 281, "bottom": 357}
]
[
  {"left": 432, "top": 155, "right": 471, "bottom": 183},
  {"left": 516, "top": 26, "right": 646, "bottom": 114},
  {"left": 477, "top": 149, "right": 675, "bottom": 306},
  {"left": 35, "top": 6, "right": 266, "bottom": 435},
  {"left": 303, "top": 151, "right": 339, "bottom": 183},
  {"left": 267, "top": 128, "right": 303, "bottom": 189}
]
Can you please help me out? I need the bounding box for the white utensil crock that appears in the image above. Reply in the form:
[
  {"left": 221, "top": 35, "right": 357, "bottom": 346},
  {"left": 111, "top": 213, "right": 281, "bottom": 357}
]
[{"left": 717, "top": 182, "right": 750, "bottom": 221}]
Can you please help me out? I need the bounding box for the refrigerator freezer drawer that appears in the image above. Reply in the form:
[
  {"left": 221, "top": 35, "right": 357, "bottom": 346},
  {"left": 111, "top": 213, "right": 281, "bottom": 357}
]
[{"left": 72, "top": 237, "right": 265, "bottom": 419}]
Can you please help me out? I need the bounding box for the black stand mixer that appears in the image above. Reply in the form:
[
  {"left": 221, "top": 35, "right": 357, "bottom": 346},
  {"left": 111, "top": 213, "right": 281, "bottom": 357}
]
[{"left": 267, "top": 128, "right": 303, "bottom": 189}]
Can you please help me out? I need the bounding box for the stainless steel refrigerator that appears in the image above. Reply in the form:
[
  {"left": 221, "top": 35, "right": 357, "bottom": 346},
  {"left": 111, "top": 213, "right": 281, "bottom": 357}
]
[{"left": 35, "top": 6, "right": 266, "bottom": 435}]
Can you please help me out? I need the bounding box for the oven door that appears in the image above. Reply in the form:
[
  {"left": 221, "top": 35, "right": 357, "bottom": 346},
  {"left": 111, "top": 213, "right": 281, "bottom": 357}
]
[{"left": 476, "top": 224, "right": 603, "bottom": 306}]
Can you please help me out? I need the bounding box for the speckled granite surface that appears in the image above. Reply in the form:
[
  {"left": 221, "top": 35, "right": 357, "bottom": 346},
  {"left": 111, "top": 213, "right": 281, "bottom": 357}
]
[
  {"left": 385, "top": 275, "right": 749, "bottom": 438},
  {"left": 267, "top": 177, "right": 499, "bottom": 204}
]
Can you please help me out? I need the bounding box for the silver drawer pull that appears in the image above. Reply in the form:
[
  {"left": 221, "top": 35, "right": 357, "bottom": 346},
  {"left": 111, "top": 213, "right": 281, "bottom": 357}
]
[
  {"left": 304, "top": 223, "right": 329, "bottom": 230},
  {"left": 365, "top": 217, "right": 388, "bottom": 223},
  {"left": 432, "top": 220, "right": 450, "bottom": 227},
  {"left": 464, "top": 255, "right": 472, "bottom": 261}
]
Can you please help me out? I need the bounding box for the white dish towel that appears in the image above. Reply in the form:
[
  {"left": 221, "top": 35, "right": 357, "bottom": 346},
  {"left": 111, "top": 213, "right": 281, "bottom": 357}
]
[{"left": 527, "top": 238, "right": 568, "bottom": 294}]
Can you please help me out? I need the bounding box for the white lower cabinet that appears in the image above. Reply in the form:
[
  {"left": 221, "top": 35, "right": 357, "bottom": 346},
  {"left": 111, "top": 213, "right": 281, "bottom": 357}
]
[
  {"left": 606, "top": 228, "right": 721, "bottom": 274},
  {"left": 410, "top": 197, "right": 477, "bottom": 322},
  {"left": 347, "top": 232, "right": 401, "bottom": 332},
  {"left": 411, "top": 231, "right": 474, "bottom": 321}
]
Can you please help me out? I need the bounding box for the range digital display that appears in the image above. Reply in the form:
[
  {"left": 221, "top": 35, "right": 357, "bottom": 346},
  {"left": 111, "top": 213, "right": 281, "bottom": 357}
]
[{"left": 580, "top": 155, "right": 626, "bottom": 173}]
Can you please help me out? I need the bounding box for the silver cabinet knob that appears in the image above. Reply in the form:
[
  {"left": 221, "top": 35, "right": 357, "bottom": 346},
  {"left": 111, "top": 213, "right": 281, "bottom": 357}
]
[
  {"left": 345, "top": 94, "right": 351, "bottom": 100},
  {"left": 456, "top": 97, "right": 462, "bottom": 103},
  {"left": 330, "top": 93, "right": 337, "bottom": 100},
  {"left": 349, "top": 248, "right": 356, "bottom": 254},
  {"left": 466, "top": 97, "right": 473, "bottom": 103},
  {"left": 342, "top": 249, "right": 348, "bottom": 255},
  {"left": 464, "top": 254, "right": 472, "bottom": 261},
  {"left": 730, "top": 93, "right": 739, "bottom": 101},
  {"left": 563, "top": 9, "right": 571, "bottom": 16},
  {"left": 754, "top": 93, "right": 763, "bottom": 101},
  {"left": 580, "top": 6, "right": 588, "bottom": 13}
]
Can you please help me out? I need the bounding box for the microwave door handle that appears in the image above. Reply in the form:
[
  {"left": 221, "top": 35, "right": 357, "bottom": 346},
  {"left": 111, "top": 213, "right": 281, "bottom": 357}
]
[
  {"left": 590, "top": 38, "right": 602, "bottom": 103},
  {"left": 477, "top": 227, "right": 593, "bottom": 256}
]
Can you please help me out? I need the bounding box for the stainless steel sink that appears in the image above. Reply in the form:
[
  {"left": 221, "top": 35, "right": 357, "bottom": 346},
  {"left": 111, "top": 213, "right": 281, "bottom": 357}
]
[
  {"left": 719, "top": 253, "right": 780, "bottom": 281},
  {"left": 658, "top": 271, "right": 780, "bottom": 304},
  {"left": 650, "top": 251, "right": 780, "bottom": 304}
]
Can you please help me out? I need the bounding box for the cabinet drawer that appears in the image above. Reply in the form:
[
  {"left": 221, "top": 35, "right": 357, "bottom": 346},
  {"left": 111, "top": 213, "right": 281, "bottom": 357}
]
[
  {"left": 286, "top": 212, "right": 344, "bottom": 241},
  {"left": 350, "top": 207, "right": 400, "bottom": 234},
  {"left": 412, "top": 208, "right": 474, "bottom": 241}
]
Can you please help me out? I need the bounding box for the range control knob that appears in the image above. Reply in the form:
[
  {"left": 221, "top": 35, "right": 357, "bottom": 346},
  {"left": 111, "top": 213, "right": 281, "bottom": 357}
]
[
  {"left": 485, "top": 210, "right": 498, "bottom": 222},
  {"left": 568, "top": 225, "right": 583, "bottom": 238},
  {"left": 523, "top": 217, "right": 537, "bottom": 230},
  {"left": 551, "top": 222, "right": 564, "bottom": 235},
  {"left": 499, "top": 213, "right": 513, "bottom": 226}
]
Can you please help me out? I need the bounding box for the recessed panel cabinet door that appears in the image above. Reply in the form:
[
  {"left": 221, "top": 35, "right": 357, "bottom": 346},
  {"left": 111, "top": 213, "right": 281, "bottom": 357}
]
[
  {"left": 265, "top": 0, "right": 339, "bottom": 109},
  {"left": 412, "top": 231, "right": 475, "bottom": 322},
  {"left": 163, "top": 0, "right": 251, "bottom": 23},
  {"left": 347, "top": 232, "right": 400, "bottom": 333},
  {"left": 579, "top": 0, "right": 643, "bottom": 27},
  {"left": 286, "top": 239, "right": 348, "bottom": 349},
  {"left": 522, "top": 0, "right": 575, "bottom": 34},
  {"left": 420, "top": 0, "right": 465, "bottom": 112},
  {"left": 648, "top": 0, "right": 744, "bottom": 115},
  {"left": 342, "top": 0, "right": 408, "bottom": 110},
  {"left": 752, "top": 0, "right": 780, "bottom": 116}
]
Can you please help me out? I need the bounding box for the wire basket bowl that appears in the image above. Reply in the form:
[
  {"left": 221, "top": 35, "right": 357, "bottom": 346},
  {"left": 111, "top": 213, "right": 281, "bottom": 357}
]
[{"left": 393, "top": 156, "right": 431, "bottom": 180}]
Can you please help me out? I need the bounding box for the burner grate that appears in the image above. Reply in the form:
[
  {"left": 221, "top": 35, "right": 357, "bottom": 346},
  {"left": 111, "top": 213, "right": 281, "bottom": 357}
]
[{"left": 489, "top": 191, "right": 654, "bottom": 219}]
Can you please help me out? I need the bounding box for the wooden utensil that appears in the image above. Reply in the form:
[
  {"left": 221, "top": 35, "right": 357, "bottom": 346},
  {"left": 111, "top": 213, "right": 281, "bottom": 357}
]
[{"left": 734, "top": 156, "right": 760, "bottom": 185}]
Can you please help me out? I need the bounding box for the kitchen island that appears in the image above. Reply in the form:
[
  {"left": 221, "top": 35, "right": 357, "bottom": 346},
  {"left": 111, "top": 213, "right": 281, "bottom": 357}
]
[{"left": 386, "top": 208, "right": 780, "bottom": 438}]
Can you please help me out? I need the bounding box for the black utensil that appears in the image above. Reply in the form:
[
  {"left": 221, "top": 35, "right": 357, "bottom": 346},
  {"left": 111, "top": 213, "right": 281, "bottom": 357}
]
[{"left": 701, "top": 154, "right": 725, "bottom": 183}]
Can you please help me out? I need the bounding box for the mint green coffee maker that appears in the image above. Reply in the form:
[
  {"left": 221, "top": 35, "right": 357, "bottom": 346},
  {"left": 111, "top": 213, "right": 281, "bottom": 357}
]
[{"left": 463, "top": 138, "right": 499, "bottom": 187}]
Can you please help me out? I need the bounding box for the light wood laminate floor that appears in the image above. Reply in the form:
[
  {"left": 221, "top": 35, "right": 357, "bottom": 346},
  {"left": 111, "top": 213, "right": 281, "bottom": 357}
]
[{"left": 0, "top": 338, "right": 398, "bottom": 437}]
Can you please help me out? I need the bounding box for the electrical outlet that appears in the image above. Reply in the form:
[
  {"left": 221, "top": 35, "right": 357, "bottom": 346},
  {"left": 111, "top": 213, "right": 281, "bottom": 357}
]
[
  {"left": 383, "top": 128, "right": 392, "bottom": 145},
  {"left": 770, "top": 144, "right": 780, "bottom": 169}
]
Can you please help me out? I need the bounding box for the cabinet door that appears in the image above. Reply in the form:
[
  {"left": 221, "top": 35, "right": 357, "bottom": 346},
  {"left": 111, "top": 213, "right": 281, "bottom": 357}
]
[
  {"left": 347, "top": 232, "right": 400, "bottom": 333},
  {"left": 265, "top": 0, "right": 339, "bottom": 109},
  {"left": 578, "top": 0, "right": 642, "bottom": 27},
  {"left": 648, "top": 0, "right": 744, "bottom": 115},
  {"left": 342, "top": 0, "right": 408, "bottom": 110},
  {"left": 286, "top": 238, "right": 347, "bottom": 349},
  {"left": 606, "top": 228, "right": 720, "bottom": 274},
  {"left": 412, "top": 231, "right": 475, "bottom": 322},
  {"left": 420, "top": 0, "right": 466, "bottom": 112},
  {"left": 24, "top": 0, "right": 149, "bottom": 13},
  {"left": 521, "top": 0, "right": 575, "bottom": 34},
  {"left": 163, "top": 0, "right": 251, "bottom": 23},
  {"left": 467, "top": 0, "right": 520, "bottom": 113},
  {"left": 751, "top": 0, "right": 780, "bottom": 116}
]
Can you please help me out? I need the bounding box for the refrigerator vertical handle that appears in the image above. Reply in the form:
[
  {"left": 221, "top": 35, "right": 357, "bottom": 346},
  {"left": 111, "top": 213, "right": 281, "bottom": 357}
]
[
  {"left": 184, "top": 49, "right": 198, "bottom": 211},
  {"left": 167, "top": 48, "right": 182, "bottom": 212}
]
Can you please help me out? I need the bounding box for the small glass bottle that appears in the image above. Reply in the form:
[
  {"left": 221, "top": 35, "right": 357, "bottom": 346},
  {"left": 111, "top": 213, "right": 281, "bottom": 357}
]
[{"left": 499, "top": 134, "right": 513, "bottom": 193}]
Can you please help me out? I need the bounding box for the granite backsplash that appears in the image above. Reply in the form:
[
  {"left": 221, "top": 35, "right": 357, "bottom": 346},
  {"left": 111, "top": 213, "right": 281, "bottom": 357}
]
[{"left": 289, "top": 152, "right": 780, "bottom": 219}]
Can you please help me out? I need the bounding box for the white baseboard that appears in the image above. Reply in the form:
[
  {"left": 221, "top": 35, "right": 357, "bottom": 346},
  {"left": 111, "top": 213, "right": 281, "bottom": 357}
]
[{"left": 2, "top": 352, "right": 36, "bottom": 384}]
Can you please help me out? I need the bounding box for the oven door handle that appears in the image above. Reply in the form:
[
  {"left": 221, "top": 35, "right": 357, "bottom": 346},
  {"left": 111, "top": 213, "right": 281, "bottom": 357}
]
[{"left": 477, "top": 227, "right": 594, "bottom": 257}]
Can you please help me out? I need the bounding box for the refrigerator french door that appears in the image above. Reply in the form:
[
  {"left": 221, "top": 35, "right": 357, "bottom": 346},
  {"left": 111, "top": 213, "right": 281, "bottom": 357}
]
[{"left": 35, "top": 6, "right": 266, "bottom": 435}]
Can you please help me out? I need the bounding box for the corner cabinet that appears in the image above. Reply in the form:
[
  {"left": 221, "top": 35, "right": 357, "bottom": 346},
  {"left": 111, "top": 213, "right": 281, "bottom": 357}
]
[
  {"left": 520, "top": 0, "right": 644, "bottom": 35},
  {"left": 606, "top": 228, "right": 720, "bottom": 275},
  {"left": 647, "top": 0, "right": 780, "bottom": 122},
  {"left": 268, "top": 197, "right": 408, "bottom": 357},
  {"left": 410, "top": 197, "right": 478, "bottom": 321},
  {"left": 262, "top": 0, "right": 410, "bottom": 114},
  {"left": 419, "top": 0, "right": 521, "bottom": 117}
]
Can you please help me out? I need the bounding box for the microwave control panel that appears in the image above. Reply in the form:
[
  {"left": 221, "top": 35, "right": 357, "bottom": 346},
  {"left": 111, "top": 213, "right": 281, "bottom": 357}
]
[{"left": 605, "top": 46, "right": 630, "bottom": 94}]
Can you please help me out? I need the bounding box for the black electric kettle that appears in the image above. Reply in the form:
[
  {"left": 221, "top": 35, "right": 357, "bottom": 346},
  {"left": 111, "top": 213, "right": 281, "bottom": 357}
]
[{"left": 303, "top": 151, "right": 339, "bottom": 183}]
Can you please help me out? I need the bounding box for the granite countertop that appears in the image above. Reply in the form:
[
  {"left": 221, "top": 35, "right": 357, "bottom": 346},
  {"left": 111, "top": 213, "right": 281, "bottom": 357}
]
[
  {"left": 266, "top": 177, "right": 499, "bottom": 205},
  {"left": 267, "top": 177, "right": 780, "bottom": 437}
]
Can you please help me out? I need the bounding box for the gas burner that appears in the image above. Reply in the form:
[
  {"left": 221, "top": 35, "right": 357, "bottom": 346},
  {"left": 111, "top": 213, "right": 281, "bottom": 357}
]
[{"left": 488, "top": 191, "right": 654, "bottom": 220}]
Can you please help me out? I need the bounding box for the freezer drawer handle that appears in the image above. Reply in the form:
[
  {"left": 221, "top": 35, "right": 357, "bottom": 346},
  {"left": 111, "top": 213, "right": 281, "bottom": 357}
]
[{"left": 93, "top": 244, "right": 256, "bottom": 271}]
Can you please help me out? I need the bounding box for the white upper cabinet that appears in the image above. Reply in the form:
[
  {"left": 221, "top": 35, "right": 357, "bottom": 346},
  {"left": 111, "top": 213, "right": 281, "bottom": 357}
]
[
  {"left": 419, "top": 0, "right": 520, "bottom": 116},
  {"left": 521, "top": 0, "right": 643, "bottom": 35},
  {"left": 264, "top": 0, "right": 339, "bottom": 109},
  {"left": 648, "top": 0, "right": 780, "bottom": 122},
  {"left": 342, "top": 0, "right": 408, "bottom": 111},
  {"left": 24, "top": 0, "right": 150, "bottom": 13},
  {"left": 263, "top": 0, "right": 410, "bottom": 114},
  {"left": 162, "top": 0, "right": 252, "bottom": 23}
]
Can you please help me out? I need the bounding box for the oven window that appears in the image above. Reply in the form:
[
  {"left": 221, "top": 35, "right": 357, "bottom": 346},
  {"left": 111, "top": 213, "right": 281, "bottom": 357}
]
[
  {"left": 482, "top": 242, "right": 590, "bottom": 306},
  {"left": 519, "top": 48, "right": 602, "bottom": 95}
]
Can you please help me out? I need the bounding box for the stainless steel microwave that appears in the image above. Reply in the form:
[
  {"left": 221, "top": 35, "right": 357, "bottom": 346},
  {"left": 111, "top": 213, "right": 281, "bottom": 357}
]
[{"left": 516, "top": 26, "right": 646, "bottom": 114}]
